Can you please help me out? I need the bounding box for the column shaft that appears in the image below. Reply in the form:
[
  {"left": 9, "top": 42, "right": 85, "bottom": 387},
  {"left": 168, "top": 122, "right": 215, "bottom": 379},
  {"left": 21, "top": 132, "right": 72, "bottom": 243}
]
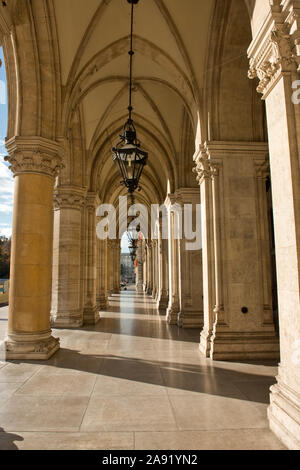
[
  {"left": 51, "top": 187, "right": 85, "bottom": 328},
  {"left": 5, "top": 137, "right": 63, "bottom": 360},
  {"left": 83, "top": 193, "right": 99, "bottom": 324}
]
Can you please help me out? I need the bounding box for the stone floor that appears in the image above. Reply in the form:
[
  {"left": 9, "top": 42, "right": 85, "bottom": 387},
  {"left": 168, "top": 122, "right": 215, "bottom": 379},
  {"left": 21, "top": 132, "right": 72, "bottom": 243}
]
[{"left": 0, "top": 288, "right": 286, "bottom": 450}]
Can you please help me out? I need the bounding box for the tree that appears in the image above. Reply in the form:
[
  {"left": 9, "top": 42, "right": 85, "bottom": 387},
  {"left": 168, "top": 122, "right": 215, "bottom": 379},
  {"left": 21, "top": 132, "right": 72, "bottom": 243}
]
[{"left": 0, "top": 236, "right": 10, "bottom": 278}]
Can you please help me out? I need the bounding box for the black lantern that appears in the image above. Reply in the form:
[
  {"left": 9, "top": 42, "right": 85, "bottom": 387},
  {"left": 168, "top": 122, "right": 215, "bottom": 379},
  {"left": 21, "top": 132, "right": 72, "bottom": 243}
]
[
  {"left": 127, "top": 231, "right": 137, "bottom": 263},
  {"left": 112, "top": 0, "right": 148, "bottom": 194},
  {"left": 127, "top": 223, "right": 141, "bottom": 263}
]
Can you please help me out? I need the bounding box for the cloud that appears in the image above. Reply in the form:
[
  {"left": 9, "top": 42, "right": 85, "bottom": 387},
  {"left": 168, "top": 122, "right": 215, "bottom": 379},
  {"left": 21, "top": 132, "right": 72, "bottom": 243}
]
[
  {"left": 0, "top": 223, "right": 11, "bottom": 237},
  {"left": 0, "top": 156, "right": 14, "bottom": 233},
  {"left": 0, "top": 227, "right": 11, "bottom": 237},
  {"left": 0, "top": 203, "right": 12, "bottom": 213}
]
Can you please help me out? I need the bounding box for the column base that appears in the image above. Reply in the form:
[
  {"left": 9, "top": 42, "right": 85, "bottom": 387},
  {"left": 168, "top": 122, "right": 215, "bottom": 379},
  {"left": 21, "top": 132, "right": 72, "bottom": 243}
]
[
  {"left": 208, "top": 330, "right": 280, "bottom": 361},
  {"left": 178, "top": 310, "right": 203, "bottom": 329},
  {"left": 166, "top": 302, "right": 180, "bottom": 325},
  {"left": 268, "top": 378, "right": 300, "bottom": 450},
  {"left": 199, "top": 327, "right": 212, "bottom": 357},
  {"left": 157, "top": 296, "right": 169, "bottom": 314},
  {"left": 5, "top": 331, "right": 60, "bottom": 360},
  {"left": 152, "top": 290, "right": 157, "bottom": 299},
  {"left": 83, "top": 305, "right": 100, "bottom": 325},
  {"left": 51, "top": 309, "right": 83, "bottom": 329},
  {"left": 97, "top": 295, "right": 108, "bottom": 311},
  {"left": 146, "top": 286, "right": 153, "bottom": 296}
]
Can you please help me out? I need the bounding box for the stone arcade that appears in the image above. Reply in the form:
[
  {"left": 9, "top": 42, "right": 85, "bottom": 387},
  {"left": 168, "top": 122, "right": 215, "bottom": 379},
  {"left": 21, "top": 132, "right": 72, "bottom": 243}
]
[{"left": 0, "top": 0, "right": 299, "bottom": 450}]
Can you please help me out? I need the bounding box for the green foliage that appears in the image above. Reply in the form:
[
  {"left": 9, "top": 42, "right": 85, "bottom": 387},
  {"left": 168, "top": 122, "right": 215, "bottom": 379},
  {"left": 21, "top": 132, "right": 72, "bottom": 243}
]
[{"left": 0, "top": 236, "right": 10, "bottom": 278}]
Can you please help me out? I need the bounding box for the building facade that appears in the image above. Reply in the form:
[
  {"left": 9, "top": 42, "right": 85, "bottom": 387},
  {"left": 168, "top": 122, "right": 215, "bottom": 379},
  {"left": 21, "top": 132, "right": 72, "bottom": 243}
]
[{"left": 0, "top": 0, "right": 299, "bottom": 449}]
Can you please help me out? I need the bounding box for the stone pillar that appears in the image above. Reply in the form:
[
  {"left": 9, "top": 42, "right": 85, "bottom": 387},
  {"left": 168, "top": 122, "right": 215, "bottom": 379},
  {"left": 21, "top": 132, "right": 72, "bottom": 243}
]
[
  {"left": 96, "top": 237, "right": 108, "bottom": 311},
  {"left": 152, "top": 240, "right": 158, "bottom": 299},
  {"left": 193, "top": 154, "right": 215, "bottom": 355},
  {"left": 83, "top": 193, "right": 99, "bottom": 324},
  {"left": 143, "top": 249, "right": 148, "bottom": 292},
  {"left": 248, "top": 6, "right": 300, "bottom": 449},
  {"left": 176, "top": 189, "right": 203, "bottom": 329},
  {"left": 166, "top": 206, "right": 180, "bottom": 324},
  {"left": 136, "top": 240, "right": 144, "bottom": 294},
  {"left": 157, "top": 224, "right": 169, "bottom": 313},
  {"left": 51, "top": 186, "right": 85, "bottom": 328},
  {"left": 4, "top": 137, "right": 63, "bottom": 360},
  {"left": 194, "top": 142, "right": 279, "bottom": 359},
  {"left": 106, "top": 240, "right": 112, "bottom": 297},
  {"left": 146, "top": 241, "right": 153, "bottom": 295},
  {"left": 112, "top": 240, "right": 120, "bottom": 294}
]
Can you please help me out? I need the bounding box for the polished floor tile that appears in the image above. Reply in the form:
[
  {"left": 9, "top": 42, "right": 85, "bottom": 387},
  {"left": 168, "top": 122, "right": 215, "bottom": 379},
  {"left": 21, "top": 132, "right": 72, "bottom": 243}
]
[
  {"left": 0, "top": 396, "right": 89, "bottom": 431},
  {"left": 169, "top": 394, "right": 268, "bottom": 431},
  {"left": 15, "top": 370, "right": 97, "bottom": 396},
  {"left": 81, "top": 396, "right": 177, "bottom": 432},
  {"left": 0, "top": 362, "right": 43, "bottom": 383},
  {"left": 0, "top": 289, "right": 285, "bottom": 450},
  {"left": 135, "top": 430, "right": 286, "bottom": 450},
  {"left": 0, "top": 431, "right": 134, "bottom": 450}
]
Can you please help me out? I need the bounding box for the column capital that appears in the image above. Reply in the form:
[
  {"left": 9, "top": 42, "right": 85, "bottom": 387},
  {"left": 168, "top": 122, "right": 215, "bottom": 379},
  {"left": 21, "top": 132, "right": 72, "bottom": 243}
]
[
  {"left": 54, "top": 186, "right": 86, "bottom": 210},
  {"left": 248, "top": 2, "right": 300, "bottom": 98},
  {"left": 193, "top": 144, "right": 219, "bottom": 185},
  {"left": 85, "top": 192, "right": 100, "bottom": 213},
  {"left": 5, "top": 136, "right": 64, "bottom": 178},
  {"left": 193, "top": 141, "right": 269, "bottom": 185}
]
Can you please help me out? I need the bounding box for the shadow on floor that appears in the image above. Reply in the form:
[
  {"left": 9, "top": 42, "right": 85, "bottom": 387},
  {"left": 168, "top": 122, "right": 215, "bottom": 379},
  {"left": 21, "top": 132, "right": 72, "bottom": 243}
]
[
  {"left": 77, "top": 316, "right": 201, "bottom": 342},
  {"left": 0, "top": 428, "right": 23, "bottom": 450},
  {"left": 11, "top": 348, "right": 277, "bottom": 404}
]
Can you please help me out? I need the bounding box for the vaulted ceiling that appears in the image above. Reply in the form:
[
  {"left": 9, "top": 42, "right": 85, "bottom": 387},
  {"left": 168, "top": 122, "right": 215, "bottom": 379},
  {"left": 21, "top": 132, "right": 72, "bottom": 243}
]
[{"left": 53, "top": 0, "right": 216, "bottom": 203}]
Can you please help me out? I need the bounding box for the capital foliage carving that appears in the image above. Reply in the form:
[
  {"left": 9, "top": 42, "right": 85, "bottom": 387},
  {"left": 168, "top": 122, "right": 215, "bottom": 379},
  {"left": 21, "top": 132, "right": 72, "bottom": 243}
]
[
  {"left": 248, "top": 4, "right": 300, "bottom": 97},
  {"left": 4, "top": 137, "right": 64, "bottom": 178},
  {"left": 193, "top": 145, "right": 219, "bottom": 185},
  {"left": 5, "top": 151, "right": 63, "bottom": 178},
  {"left": 54, "top": 188, "right": 86, "bottom": 210}
]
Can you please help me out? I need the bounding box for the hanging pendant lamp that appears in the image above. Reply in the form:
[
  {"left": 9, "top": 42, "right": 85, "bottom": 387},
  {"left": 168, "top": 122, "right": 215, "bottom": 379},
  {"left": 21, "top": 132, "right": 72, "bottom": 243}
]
[{"left": 112, "top": 0, "right": 148, "bottom": 195}]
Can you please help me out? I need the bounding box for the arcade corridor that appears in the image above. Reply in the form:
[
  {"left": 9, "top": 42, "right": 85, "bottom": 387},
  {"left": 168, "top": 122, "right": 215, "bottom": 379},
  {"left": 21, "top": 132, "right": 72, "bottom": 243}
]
[{"left": 0, "top": 289, "right": 285, "bottom": 450}]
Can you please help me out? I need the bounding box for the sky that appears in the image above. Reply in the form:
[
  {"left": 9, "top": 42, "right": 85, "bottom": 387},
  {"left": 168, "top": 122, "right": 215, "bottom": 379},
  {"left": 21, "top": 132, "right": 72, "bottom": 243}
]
[
  {"left": 0, "top": 47, "right": 14, "bottom": 238},
  {"left": 121, "top": 232, "right": 130, "bottom": 253}
]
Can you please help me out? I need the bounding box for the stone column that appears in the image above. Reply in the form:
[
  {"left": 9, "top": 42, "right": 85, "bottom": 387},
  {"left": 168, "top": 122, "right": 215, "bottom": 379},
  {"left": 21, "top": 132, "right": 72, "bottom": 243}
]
[
  {"left": 193, "top": 154, "right": 215, "bottom": 355},
  {"left": 112, "top": 240, "right": 120, "bottom": 294},
  {"left": 51, "top": 186, "right": 85, "bottom": 328},
  {"left": 152, "top": 240, "right": 158, "bottom": 299},
  {"left": 146, "top": 241, "right": 153, "bottom": 295},
  {"left": 157, "top": 226, "right": 169, "bottom": 313},
  {"left": 143, "top": 247, "right": 148, "bottom": 292},
  {"left": 194, "top": 142, "right": 279, "bottom": 359},
  {"left": 166, "top": 205, "right": 180, "bottom": 325},
  {"left": 96, "top": 237, "right": 108, "bottom": 311},
  {"left": 136, "top": 240, "right": 144, "bottom": 294},
  {"left": 83, "top": 193, "right": 99, "bottom": 324},
  {"left": 106, "top": 239, "right": 112, "bottom": 296},
  {"left": 248, "top": 6, "right": 300, "bottom": 449},
  {"left": 4, "top": 137, "right": 63, "bottom": 360},
  {"left": 176, "top": 189, "right": 203, "bottom": 329}
]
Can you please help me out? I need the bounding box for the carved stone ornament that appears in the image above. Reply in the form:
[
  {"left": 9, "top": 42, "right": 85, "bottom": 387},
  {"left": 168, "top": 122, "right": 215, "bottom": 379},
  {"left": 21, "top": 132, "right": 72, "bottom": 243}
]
[
  {"left": 248, "top": 21, "right": 299, "bottom": 97},
  {"left": 4, "top": 137, "right": 64, "bottom": 178},
  {"left": 5, "top": 151, "right": 64, "bottom": 178},
  {"left": 193, "top": 145, "right": 218, "bottom": 185},
  {"left": 54, "top": 188, "right": 86, "bottom": 210}
]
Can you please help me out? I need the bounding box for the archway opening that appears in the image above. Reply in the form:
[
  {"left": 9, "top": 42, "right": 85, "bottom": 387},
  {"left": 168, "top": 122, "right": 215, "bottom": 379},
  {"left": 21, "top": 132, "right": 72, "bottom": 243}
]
[{"left": 120, "top": 232, "right": 136, "bottom": 289}]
